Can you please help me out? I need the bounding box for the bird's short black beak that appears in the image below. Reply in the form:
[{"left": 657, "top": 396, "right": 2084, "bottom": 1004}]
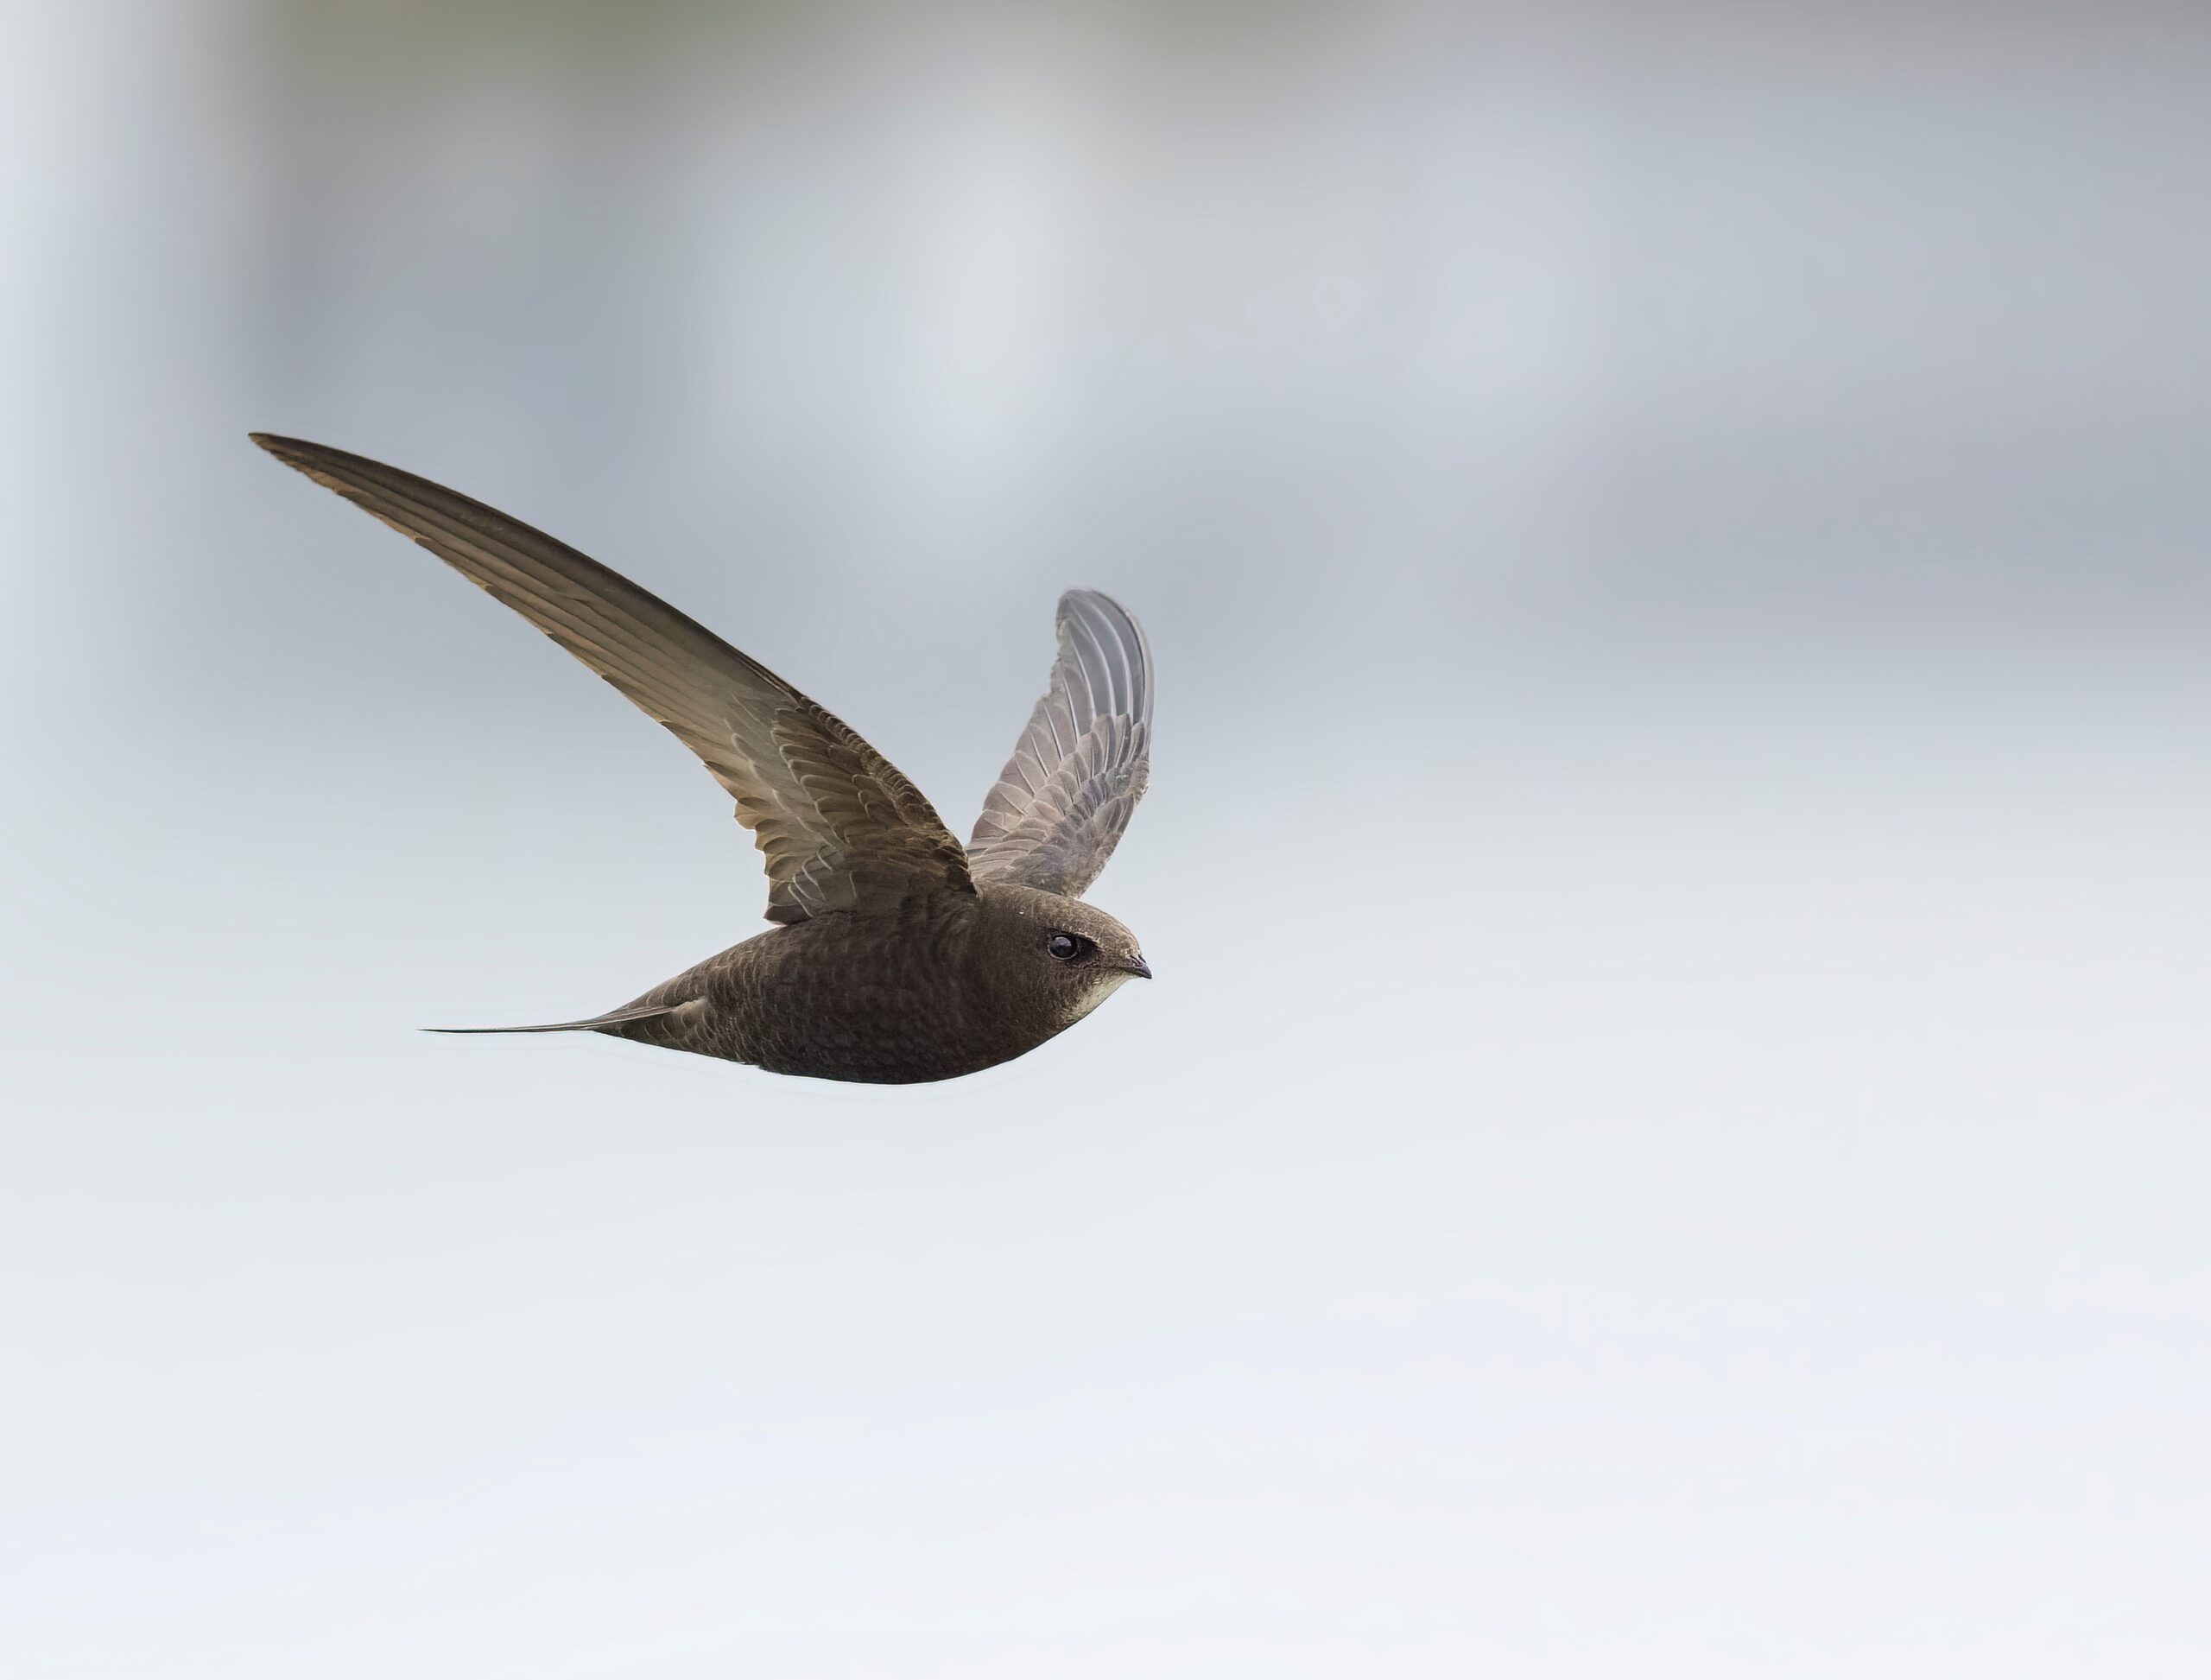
[{"left": 1123, "top": 956, "right": 1152, "bottom": 979}]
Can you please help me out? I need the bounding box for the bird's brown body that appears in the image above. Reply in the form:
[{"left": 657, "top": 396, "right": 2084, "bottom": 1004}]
[
  {"left": 251, "top": 434, "right": 1156, "bottom": 1085},
  {"left": 611, "top": 884, "right": 1144, "bottom": 1083}
]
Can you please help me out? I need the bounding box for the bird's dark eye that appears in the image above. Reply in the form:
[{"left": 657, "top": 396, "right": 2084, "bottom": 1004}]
[{"left": 1047, "top": 932, "right": 1093, "bottom": 962}]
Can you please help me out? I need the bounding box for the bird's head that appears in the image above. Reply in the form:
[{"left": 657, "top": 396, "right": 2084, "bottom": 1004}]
[{"left": 974, "top": 883, "right": 1151, "bottom": 1030}]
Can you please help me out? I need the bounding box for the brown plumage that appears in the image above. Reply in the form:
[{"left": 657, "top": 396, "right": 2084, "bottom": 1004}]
[{"left": 252, "top": 434, "right": 1154, "bottom": 1084}]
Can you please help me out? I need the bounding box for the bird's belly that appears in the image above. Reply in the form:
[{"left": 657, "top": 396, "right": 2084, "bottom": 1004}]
[
  {"left": 742, "top": 988, "right": 1031, "bottom": 1085},
  {"left": 679, "top": 938, "right": 1040, "bottom": 1086}
]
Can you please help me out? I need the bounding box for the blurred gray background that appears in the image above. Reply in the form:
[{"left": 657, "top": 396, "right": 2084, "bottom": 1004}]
[{"left": 5, "top": 1, "right": 2210, "bottom": 1674}]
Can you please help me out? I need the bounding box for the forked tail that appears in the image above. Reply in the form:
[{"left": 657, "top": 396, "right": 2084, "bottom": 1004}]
[{"left": 422, "top": 1002, "right": 686, "bottom": 1035}]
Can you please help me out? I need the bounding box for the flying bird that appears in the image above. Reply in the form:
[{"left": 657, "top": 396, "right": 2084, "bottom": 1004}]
[{"left": 251, "top": 434, "right": 1154, "bottom": 1084}]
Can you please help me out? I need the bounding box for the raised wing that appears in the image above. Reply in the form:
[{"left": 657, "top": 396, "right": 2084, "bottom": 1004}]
[
  {"left": 968, "top": 589, "right": 1152, "bottom": 898},
  {"left": 252, "top": 434, "right": 973, "bottom": 925}
]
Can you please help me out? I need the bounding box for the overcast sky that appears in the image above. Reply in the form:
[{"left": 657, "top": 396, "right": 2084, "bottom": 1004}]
[{"left": 6, "top": 3, "right": 2210, "bottom": 1675}]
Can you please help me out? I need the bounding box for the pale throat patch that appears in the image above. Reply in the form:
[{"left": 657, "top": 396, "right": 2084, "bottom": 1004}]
[{"left": 1061, "top": 970, "right": 1133, "bottom": 1026}]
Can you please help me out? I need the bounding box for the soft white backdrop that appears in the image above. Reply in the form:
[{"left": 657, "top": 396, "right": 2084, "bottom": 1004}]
[{"left": 5, "top": 3, "right": 2210, "bottom": 1674}]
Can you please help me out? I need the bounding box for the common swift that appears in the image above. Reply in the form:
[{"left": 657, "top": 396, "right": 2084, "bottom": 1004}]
[{"left": 252, "top": 434, "right": 1154, "bottom": 1084}]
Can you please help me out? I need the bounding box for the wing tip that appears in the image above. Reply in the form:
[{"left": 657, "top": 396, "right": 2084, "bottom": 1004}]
[
  {"left": 1058, "top": 588, "right": 1148, "bottom": 650},
  {"left": 250, "top": 432, "right": 339, "bottom": 476},
  {"left": 1058, "top": 586, "right": 1122, "bottom": 617},
  {"left": 1055, "top": 586, "right": 1153, "bottom": 712}
]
